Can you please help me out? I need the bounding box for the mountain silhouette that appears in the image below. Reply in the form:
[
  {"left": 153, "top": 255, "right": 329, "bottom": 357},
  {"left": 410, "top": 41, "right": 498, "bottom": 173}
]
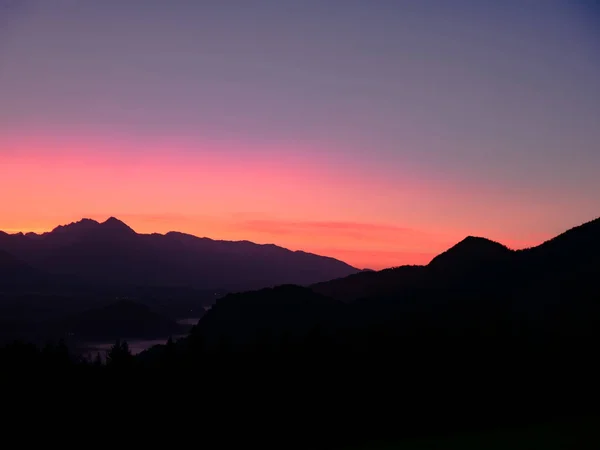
[
  {"left": 311, "top": 265, "right": 425, "bottom": 303},
  {"left": 45, "top": 299, "right": 183, "bottom": 341},
  {"left": 3, "top": 217, "right": 599, "bottom": 447},
  {"left": 194, "top": 284, "right": 343, "bottom": 348},
  {"left": 521, "top": 216, "right": 600, "bottom": 273},
  {"left": 0, "top": 249, "right": 48, "bottom": 288},
  {"left": 196, "top": 216, "right": 600, "bottom": 347},
  {"left": 428, "top": 236, "right": 512, "bottom": 270},
  {"left": 0, "top": 217, "right": 359, "bottom": 291},
  {"left": 310, "top": 237, "right": 513, "bottom": 303},
  {"left": 309, "top": 218, "right": 600, "bottom": 320}
]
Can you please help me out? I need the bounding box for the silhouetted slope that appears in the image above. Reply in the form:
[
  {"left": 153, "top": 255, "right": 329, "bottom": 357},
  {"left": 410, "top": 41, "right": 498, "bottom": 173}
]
[
  {"left": 427, "top": 236, "right": 513, "bottom": 270},
  {"left": 0, "top": 249, "right": 48, "bottom": 288},
  {"left": 424, "top": 236, "right": 517, "bottom": 310},
  {"left": 46, "top": 299, "right": 182, "bottom": 341},
  {"left": 3, "top": 218, "right": 600, "bottom": 450},
  {"left": 311, "top": 265, "right": 425, "bottom": 302},
  {"left": 312, "top": 236, "right": 515, "bottom": 304},
  {"left": 305, "top": 216, "right": 600, "bottom": 335},
  {"left": 521, "top": 216, "right": 600, "bottom": 272},
  {"left": 511, "top": 217, "right": 600, "bottom": 336},
  {"left": 2, "top": 219, "right": 599, "bottom": 450},
  {"left": 0, "top": 217, "right": 359, "bottom": 290},
  {"left": 161, "top": 218, "right": 600, "bottom": 405},
  {"left": 193, "top": 284, "right": 344, "bottom": 348}
]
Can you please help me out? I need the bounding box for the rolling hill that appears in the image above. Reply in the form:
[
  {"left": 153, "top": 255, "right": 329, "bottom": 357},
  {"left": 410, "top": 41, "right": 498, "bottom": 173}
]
[
  {"left": 46, "top": 299, "right": 184, "bottom": 341},
  {"left": 191, "top": 216, "right": 600, "bottom": 347},
  {"left": 313, "top": 217, "right": 600, "bottom": 303}
]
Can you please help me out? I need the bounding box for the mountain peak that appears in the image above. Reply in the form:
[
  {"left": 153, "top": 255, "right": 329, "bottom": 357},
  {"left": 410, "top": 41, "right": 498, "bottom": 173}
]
[
  {"left": 100, "top": 217, "right": 135, "bottom": 233},
  {"left": 51, "top": 218, "right": 100, "bottom": 234},
  {"left": 458, "top": 235, "right": 502, "bottom": 247},
  {"left": 428, "top": 235, "right": 511, "bottom": 269},
  {"left": 48, "top": 217, "right": 136, "bottom": 237}
]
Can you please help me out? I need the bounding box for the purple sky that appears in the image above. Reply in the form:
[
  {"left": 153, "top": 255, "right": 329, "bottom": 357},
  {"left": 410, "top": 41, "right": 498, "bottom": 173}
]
[{"left": 1, "top": 0, "right": 599, "bottom": 268}]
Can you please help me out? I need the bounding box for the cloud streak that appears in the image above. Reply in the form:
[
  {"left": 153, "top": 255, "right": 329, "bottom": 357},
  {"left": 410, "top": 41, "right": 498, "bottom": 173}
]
[{"left": 237, "top": 218, "right": 450, "bottom": 246}]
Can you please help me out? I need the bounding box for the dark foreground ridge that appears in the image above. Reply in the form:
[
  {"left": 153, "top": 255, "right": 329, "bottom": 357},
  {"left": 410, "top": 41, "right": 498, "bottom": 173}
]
[
  {"left": 1, "top": 217, "right": 600, "bottom": 448},
  {"left": 2, "top": 322, "right": 597, "bottom": 448}
]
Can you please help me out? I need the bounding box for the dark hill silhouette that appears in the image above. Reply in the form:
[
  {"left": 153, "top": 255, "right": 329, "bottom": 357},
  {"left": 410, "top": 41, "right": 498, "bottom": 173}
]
[
  {"left": 193, "top": 284, "right": 344, "bottom": 348},
  {"left": 311, "top": 237, "right": 514, "bottom": 303},
  {"left": 520, "top": 216, "right": 600, "bottom": 273},
  {"left": 153, "top": 217, "right": 600, "bottom": 434},
  {"left": 312, "top": 219, "right": 600, "bottom": 305},
  {"left": 298, "top": 217, "right": 600, "bottom": 340},
  {"left": 45, "top": 299, "right": 183, "bottom": 341},
  {"left": 427, "top": 235, "right": 513, "bottom": 270},
  {"left": 3, "top": 218, "right": 600, "bottom": 449},
  {"left": 129, "top": 218, "right": 600, "bottom": 448},
  {"left": 0, "top": 249, "right": 49, "bottom": 288},
  {"left": 311, "top": 265, "right": 425, "bottom": 302},
  {"left": 510, "top": 217, "right": 600, "bottom": 336},
  {"left": 531, "top": 216, "right": 600, "bottom": 251},
  {"left": 0, "top": 217, "right": 359, "bottom": 291}
]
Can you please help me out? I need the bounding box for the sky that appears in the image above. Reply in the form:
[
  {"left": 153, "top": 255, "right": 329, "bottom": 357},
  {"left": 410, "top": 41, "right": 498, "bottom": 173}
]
[{"left": 1, "top": 0, "right": 599, "bottom": 269}]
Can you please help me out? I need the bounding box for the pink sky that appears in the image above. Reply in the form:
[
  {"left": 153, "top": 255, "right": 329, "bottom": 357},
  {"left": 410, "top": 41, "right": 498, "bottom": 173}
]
[
  {"left": 0, "top": 135, "right": 569, "bottom": 269},
  {"left": 1, "top": 2, "right": 599, "bottom": 270}
]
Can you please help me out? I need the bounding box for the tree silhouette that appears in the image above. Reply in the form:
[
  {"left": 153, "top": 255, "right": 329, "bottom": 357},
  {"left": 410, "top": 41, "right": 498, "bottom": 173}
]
[
  {"left": 106, "top": 339, "right": 133, "bottom": 369},
  {"left": 41, "top": 339, "right": 71, "bottom": 369},
  {"left": 162, "top": 336, "right": 177, "bottom": 369}
]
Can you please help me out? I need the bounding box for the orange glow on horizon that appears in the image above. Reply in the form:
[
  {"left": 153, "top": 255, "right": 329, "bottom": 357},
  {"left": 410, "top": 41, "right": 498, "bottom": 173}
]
[
  {"left": 0, "top": 213, "right": 548, "bottom": 270},
  {"left": 1, "top": 136, "right": 554, "bottom": 269}
]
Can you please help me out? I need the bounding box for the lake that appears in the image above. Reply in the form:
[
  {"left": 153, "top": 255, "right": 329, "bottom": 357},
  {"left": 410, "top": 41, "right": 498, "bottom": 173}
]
[{"left": 79, "top": 317, "right": 201, "bottom": 361}]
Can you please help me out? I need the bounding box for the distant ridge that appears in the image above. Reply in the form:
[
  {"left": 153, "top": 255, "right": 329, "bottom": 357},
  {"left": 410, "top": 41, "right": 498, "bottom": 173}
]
[
  {"left": 51, "top": 218, "right": 99, "bottom": 234},
  {"left": 50, "top": 217, "right": 135, "bottom": 236},
  {"left": 0, "top": 217, "right": 359, "bottom": 291}
]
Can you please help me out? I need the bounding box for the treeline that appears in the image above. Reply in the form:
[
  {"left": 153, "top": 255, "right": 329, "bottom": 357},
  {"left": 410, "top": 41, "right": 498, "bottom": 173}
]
[
  {"left": 0, "top": 338, "right": 134, "bottom": 371},
  {"left": 1, "top": 323, "right": 597, "bottom": 448}
]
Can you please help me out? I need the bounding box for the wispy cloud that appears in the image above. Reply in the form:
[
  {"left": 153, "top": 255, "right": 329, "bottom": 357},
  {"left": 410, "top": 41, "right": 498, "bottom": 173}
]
[
  {"left": 237, "top": 219, "right": 448, "bottom": 244},
  {"left": 306, "top": 247, "right": 437, "bottom": 270}
]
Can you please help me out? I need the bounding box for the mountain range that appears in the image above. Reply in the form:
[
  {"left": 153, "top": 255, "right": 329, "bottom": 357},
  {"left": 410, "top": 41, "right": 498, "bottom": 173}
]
[
  {"left": 0, "top": 217, "right": 359, "bottom": 291},
  {"left": 2, "top": 215, "right": 599, "bottom": 348},
  {"left": 4, "top": 215, "right": 597, "bottom": 446},
  {"left": 190, "top": 216, "right": 600, "bottom": 347},
  {"left": 312, "top": 216, "right": 600, "bottom": 305}
]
